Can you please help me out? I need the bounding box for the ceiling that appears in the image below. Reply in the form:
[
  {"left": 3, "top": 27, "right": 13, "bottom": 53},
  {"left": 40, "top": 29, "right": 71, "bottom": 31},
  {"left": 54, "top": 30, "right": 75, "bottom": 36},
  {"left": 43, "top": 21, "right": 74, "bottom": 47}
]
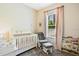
[{"left": 24, "top": 3, "right": 52, "bottom": 10}]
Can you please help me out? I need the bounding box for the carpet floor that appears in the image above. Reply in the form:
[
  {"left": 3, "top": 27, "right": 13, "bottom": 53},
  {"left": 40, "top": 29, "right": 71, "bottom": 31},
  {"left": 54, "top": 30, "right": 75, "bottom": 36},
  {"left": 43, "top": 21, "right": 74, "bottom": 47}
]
[{"left": 17, "top": 47, "right": 77, "bottom": 56}]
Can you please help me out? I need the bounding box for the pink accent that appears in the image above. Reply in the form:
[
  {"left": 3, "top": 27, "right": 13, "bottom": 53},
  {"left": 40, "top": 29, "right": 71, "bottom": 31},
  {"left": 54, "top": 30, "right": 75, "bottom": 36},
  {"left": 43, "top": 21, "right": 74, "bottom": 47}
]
[{"left": 56, "top": 6, "right": 64, "bottom": 50}]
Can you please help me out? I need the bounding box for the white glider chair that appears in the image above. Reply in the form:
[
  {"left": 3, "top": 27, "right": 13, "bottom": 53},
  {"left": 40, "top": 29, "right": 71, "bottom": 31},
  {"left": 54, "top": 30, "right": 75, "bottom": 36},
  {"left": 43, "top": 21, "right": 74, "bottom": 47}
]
[{"left": 37, "top": 32, "right": 53, "bottom": 54}]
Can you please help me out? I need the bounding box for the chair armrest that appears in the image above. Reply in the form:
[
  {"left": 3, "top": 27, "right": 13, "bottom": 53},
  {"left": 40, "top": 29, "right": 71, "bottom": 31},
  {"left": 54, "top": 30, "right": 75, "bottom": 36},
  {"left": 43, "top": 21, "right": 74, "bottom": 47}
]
[
  {"left": 39, "top": 40, "right": 48, "bottom": 43},
  {"left": 46, "top": 37, "right": 54, "bottom": 39}
]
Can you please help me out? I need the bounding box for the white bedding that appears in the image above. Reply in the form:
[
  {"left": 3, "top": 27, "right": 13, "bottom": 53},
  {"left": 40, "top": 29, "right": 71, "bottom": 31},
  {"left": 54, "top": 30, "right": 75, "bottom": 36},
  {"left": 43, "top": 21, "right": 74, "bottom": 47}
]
[
  {"left": 0, "top": 37, "right": 17, "bottom": 56},
  {"left": 0, "top": 44, "right": 16, "bottom": 56}
]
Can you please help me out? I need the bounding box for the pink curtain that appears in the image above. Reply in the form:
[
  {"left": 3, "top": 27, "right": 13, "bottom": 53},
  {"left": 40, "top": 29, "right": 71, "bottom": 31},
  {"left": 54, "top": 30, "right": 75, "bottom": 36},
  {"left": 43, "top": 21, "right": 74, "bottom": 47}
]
[{"left": 56, "top": 6, "right": 64, "bottom": 50}]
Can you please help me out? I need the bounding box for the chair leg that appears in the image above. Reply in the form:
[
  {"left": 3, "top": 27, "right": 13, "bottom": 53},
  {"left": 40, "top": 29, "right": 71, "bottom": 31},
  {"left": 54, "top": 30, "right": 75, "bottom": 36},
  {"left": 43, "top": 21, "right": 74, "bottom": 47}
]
[
  {"left": 40, "top": 43, "right": 43, "bottom": 49},
  {"left": 47, "top": 50, "right": 50, "bottom": 54}
]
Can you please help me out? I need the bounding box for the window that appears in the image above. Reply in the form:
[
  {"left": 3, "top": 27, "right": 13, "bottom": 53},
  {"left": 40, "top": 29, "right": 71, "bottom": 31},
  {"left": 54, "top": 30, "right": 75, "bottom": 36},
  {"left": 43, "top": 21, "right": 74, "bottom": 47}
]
[{"left": 48, "top": 14, "right": 55, "bottom": 29}]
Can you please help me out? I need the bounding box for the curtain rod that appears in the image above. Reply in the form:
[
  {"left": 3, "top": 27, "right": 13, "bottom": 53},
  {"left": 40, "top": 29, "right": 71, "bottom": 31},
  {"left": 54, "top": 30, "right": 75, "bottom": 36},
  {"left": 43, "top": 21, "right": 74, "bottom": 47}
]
[{"left": 44, "top": 5, "right": 64, "bottom": 13}]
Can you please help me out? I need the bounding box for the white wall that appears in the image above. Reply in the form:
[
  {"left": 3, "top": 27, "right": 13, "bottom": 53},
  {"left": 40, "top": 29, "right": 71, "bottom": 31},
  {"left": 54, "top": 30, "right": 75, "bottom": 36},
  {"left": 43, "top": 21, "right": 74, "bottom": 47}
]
[
  {"left": 64, "top": 3, "right": 79, "bottom": 37},
  {"left": 0, "top": 3, "right": 37, "bottom": 33}
]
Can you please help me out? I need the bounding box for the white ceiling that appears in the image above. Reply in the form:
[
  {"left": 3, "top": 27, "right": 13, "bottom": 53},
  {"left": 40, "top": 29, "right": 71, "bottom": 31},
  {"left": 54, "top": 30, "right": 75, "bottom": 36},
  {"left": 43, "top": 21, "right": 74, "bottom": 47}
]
[{"left": 24, "top": 3, "right": 52, "bottom": 10}]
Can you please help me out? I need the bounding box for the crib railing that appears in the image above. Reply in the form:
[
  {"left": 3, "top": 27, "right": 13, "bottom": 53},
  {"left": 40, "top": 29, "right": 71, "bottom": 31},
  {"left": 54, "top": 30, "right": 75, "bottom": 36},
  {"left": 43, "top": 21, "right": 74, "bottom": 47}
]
[{"left": 13, "top": 33, "right": 38, "bottom": 49}]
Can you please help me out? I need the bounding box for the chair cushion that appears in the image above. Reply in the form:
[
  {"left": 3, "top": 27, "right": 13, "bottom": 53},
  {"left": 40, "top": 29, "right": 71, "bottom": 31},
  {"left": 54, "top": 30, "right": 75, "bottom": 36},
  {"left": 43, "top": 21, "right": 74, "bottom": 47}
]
[{"left": 43, "top": 42, "right": 53, "bottom": 48}]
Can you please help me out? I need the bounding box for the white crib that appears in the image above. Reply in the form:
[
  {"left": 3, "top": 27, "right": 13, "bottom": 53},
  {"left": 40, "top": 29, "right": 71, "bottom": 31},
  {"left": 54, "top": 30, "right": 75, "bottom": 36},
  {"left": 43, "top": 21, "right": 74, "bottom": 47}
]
[{"left": 0, "top": 33, "right": 38, "bottom": 56}]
